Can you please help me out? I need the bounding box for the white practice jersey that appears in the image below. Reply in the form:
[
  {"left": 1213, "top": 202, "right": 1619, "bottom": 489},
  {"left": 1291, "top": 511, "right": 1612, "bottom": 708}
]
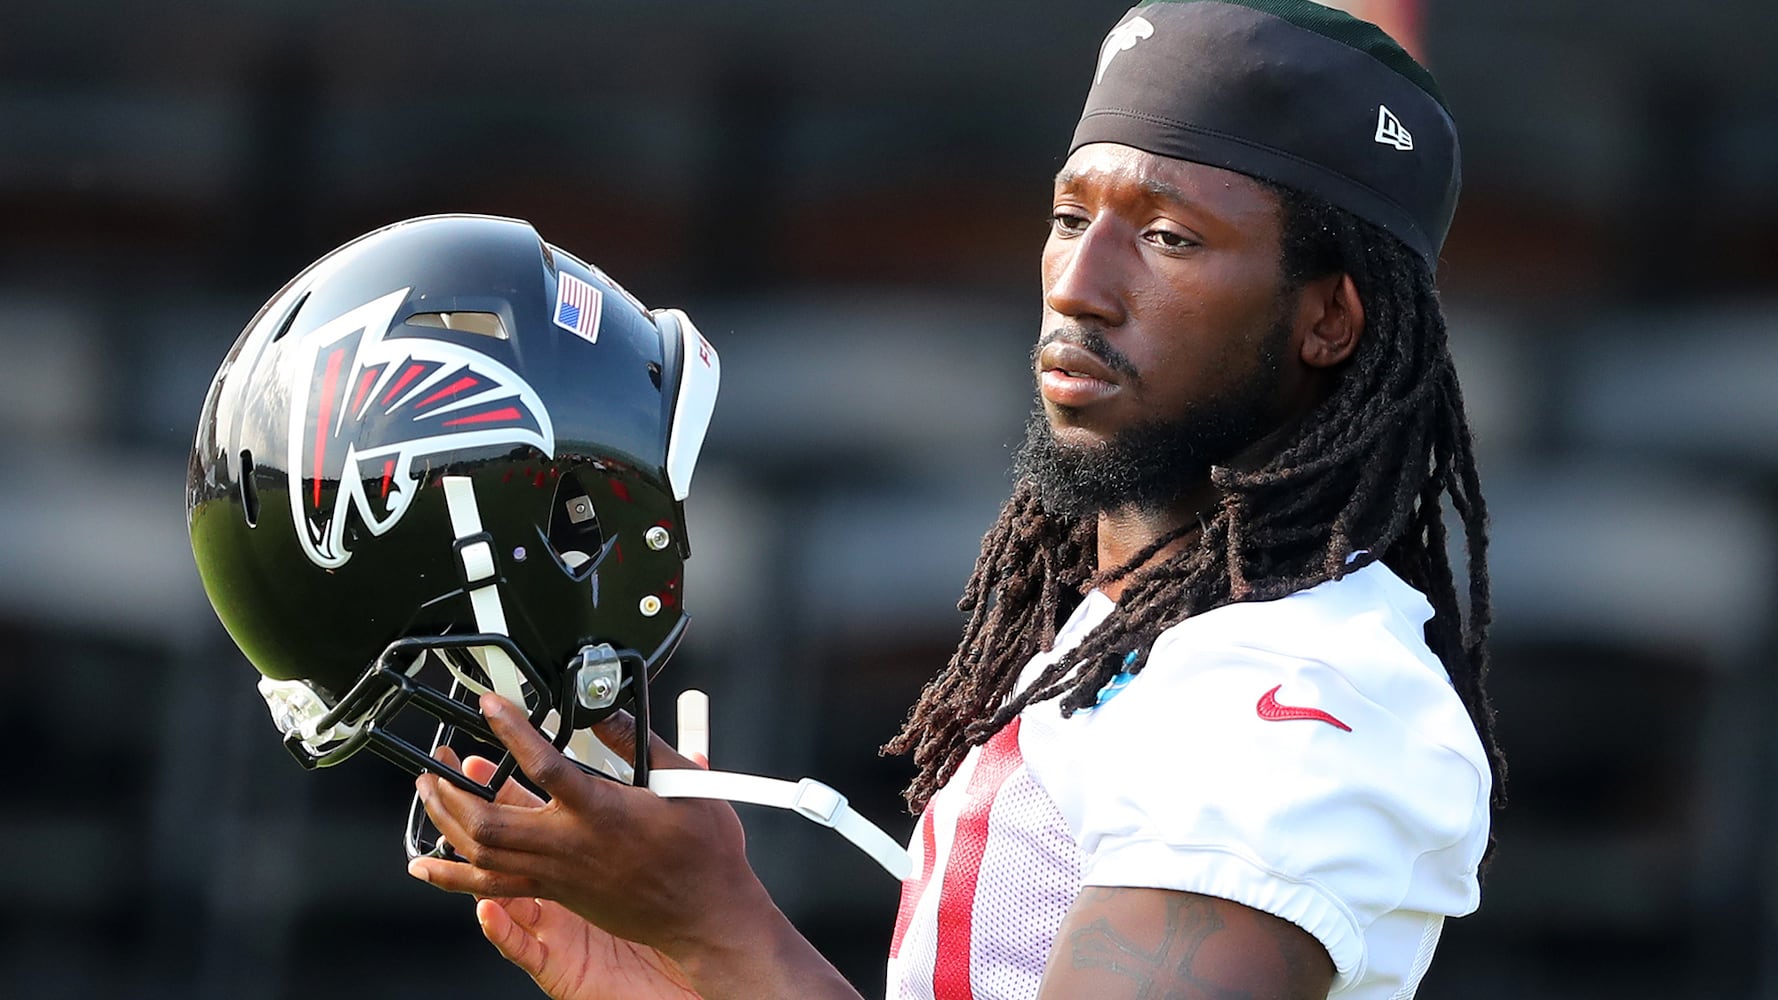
[{"left": 887, "top": 561, "right": 1491, "bottom": 999}]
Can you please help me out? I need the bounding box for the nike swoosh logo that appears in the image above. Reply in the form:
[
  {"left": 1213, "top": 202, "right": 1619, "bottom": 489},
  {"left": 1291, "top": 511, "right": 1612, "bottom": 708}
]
[{"left": 1256, "top": 685, "right": 1352, "bottom": 732}]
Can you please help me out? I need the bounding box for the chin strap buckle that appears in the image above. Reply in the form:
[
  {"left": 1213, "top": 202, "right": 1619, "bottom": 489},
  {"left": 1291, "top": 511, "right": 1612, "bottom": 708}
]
[{"left": 789, "top": 778, "right": 846, "bottom": 828}]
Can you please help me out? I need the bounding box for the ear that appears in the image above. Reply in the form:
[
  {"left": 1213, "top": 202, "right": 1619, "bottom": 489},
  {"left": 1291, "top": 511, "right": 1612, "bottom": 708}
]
[{"left": 1295, "top": 272, "right": 1364, "bottom": 369}]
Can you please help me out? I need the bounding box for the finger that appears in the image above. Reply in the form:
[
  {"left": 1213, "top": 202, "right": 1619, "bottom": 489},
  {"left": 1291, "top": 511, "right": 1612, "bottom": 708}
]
[
  {"left": 676, "top": 689, "right": 710, "bottom": 768},
  {"left": 481, "top": 693, "right": 598, "bottom": 803},
  {"left": 463, "top": 754, "right": 545, "bottom": 808},
  {"left": 408, "top": 855, "right": 540, "bottom": 900},
  {"left": 475, "top": 897, "right": 551, "bottom": 977},
  {"left": 416, "top": 771, "right": 556, "bottom": 860},
  {"left": 496, "top": 894, "right": 548, "bottom": 931},
  {"left": 434, "top": 745, "right": 539, "bottom": 809},
  {"left": 590, "top": 707, "right": 701, "bottom": 772}
]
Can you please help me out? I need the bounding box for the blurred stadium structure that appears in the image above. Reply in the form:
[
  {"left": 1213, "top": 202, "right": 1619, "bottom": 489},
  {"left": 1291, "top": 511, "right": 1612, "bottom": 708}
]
[{"left": 2, "top": 1, "right": 1776, "bottom": 997}]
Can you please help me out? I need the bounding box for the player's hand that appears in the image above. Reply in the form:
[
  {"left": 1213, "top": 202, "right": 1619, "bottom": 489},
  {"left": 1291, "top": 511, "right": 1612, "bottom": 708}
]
[
  {"left": 406, "top": 693, "right": 770, "bottom": 978},
  {"left": 475, "top": 896, "right": 701, "bottom": 1000},
  {"left": 453, "top": 752, "right": 701, "bottom": 1000}
]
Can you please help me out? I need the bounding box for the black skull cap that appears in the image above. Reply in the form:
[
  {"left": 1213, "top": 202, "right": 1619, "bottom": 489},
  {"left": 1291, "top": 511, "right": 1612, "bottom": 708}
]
[{"left": 1071, "top": 0, "right": 1460, "bottom": 267}]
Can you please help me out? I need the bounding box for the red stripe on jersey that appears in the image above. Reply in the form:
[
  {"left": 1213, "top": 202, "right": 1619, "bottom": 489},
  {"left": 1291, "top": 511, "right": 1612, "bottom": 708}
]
[
  {"left": 889, "top": 808, "right": 939, "bottom": 959},
  {"left": 931, "top": 717, "right": 1024, "bottom": 1000}
]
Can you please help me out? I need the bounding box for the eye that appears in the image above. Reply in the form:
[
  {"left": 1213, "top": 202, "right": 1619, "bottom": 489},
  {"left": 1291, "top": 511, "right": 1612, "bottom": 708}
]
[
  {"left": 1049, "top": 209, "right": 1090, "bottom": 236},
  {"left": 1145, "top": 228, "right": 1198, "bottom": 251}
]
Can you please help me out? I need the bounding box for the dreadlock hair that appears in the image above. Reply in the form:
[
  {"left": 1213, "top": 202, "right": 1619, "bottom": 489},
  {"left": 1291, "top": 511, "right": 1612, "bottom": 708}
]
[{"left": 883, "top": 183, "right": 1505, "bottom": 836}]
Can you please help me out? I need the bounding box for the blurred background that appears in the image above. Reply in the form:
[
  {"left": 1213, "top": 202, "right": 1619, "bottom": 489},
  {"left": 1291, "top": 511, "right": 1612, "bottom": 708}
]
[{"left": 3, "top": 0, "right": 1776, "bottom": 997}]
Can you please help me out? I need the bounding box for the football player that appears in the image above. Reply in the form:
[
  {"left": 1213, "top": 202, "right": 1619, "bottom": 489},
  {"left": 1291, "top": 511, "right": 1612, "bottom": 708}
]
[{"left": 405, "top": 2, "right": 1501, "bottom": 997}]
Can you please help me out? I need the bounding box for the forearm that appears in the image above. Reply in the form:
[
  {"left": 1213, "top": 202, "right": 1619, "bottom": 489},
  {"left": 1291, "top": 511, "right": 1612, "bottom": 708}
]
[{"left": 667, "top": 886, "right": 863, "bottom": 1000}]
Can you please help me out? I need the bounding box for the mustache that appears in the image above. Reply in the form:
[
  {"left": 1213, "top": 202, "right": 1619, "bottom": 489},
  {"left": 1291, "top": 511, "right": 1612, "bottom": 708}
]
[{"left": 1033, "top": 325, "right": 1140, "bottom": 380}]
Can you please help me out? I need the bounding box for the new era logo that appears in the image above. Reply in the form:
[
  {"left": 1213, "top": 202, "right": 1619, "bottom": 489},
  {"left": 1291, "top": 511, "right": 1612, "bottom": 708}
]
[{"left": 1375, "top": 105, "right": 1414, "bottom": 151}]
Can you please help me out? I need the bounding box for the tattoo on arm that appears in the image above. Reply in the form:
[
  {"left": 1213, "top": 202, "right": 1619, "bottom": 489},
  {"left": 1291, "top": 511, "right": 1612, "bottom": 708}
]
[{"left": 1066, "top": 888, "right": 1324, "bottom": 1000}]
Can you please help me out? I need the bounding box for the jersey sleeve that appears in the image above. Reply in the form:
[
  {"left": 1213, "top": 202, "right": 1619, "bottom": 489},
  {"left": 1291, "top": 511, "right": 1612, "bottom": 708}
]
[{"left": 1067, "top": 615, "right": 1489, "bottom": 983}]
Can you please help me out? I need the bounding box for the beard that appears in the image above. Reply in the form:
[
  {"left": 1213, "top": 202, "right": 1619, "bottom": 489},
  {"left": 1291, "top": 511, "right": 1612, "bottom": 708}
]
[{"left": 1013, "top": 318, "right": 1292, "bottom": 521}]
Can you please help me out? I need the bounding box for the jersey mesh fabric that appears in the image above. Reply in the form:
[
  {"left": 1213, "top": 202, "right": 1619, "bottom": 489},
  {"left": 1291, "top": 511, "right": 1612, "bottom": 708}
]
[
  {"left": 888, "top": 597, "right": 1107, "bottom": 1000},
  {"left": 886, "top": 562, "right": 1488, "bottom": 1000},
  {"left": 1390, "top": 915, "right": 1444, "bottom": 999},
  {"left": 967, "top": 718, "right": 1084, "bottom": 997},
  {"left": 929, "top": 720, "right": 1026, "bottom": 997}
]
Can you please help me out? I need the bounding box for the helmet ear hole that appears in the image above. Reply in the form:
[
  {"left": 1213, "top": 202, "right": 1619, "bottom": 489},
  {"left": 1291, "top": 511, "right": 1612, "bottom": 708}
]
[{"left": 546, "top": 471, "right": 604, "bottom": 579}]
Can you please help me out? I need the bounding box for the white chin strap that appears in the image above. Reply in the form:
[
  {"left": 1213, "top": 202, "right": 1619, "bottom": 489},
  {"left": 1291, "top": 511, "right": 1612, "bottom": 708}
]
[
  {"left": 648, "top": 767, "right": 913, "bottom": 881},
  {"left": 441, "top": 476, "right": 529, "bottom": 707},
  {"left": 651, "top": 691, "right": 911, "bottom": 882},
  {"left": 443, "top": 476, "right": 910, "bottom": 881},
  {"left": 566, "top": 694, "right": 913, "bottom": 882}
]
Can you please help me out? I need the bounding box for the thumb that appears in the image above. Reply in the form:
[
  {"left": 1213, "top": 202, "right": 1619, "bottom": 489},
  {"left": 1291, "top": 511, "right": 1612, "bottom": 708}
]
[
  {"left": 589, "top": 708, "right": 703, "bottom": 773},
  {"left": 475, "top": 897, "right": 550, "bottom": 978}
]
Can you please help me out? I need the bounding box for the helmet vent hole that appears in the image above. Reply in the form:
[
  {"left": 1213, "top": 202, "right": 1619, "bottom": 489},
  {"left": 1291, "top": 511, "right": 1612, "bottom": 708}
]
[
  {"left": 270, "top": 292, "right": 309, "bottom": 342},
  {"left": 547, "top": 471, "right": 604, "bottom": 580},
  {"left": 408, "top": 311, "right": 509, "bottom": 340},
  {"left": 239, "top": 449, "right": 260, "bottom": 527}
]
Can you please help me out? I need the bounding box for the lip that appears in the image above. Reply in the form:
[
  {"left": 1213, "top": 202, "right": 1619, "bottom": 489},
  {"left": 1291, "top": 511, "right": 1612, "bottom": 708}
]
[{"left": 1038, "top": 342, "right": 1121, "bottom": 407}]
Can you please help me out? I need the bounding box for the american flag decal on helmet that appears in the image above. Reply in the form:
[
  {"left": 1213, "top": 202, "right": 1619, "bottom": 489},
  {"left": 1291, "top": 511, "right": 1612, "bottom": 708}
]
[
  {"left": 553, "top": 272, "right": 603, "bottom": 343},
  {"left": 288, "top": 288, "right": 555, "bottom": 569}
]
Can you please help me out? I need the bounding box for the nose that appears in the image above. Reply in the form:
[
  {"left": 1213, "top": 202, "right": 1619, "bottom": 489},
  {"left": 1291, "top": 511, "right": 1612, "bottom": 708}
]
[{"left": 1042, "top": 224, "right": 1127, "bottom": 326}]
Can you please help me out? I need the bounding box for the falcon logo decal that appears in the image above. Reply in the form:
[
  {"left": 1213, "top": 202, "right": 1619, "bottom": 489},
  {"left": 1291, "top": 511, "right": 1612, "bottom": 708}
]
[{"left": 287, "top": 288, "right": 554, "bottom": 568}]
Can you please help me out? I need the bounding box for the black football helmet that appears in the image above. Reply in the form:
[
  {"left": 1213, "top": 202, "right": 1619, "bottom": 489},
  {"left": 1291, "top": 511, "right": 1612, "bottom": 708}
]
[{"left": 187, "top": 215, "right": 719, "bottom": 851}]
